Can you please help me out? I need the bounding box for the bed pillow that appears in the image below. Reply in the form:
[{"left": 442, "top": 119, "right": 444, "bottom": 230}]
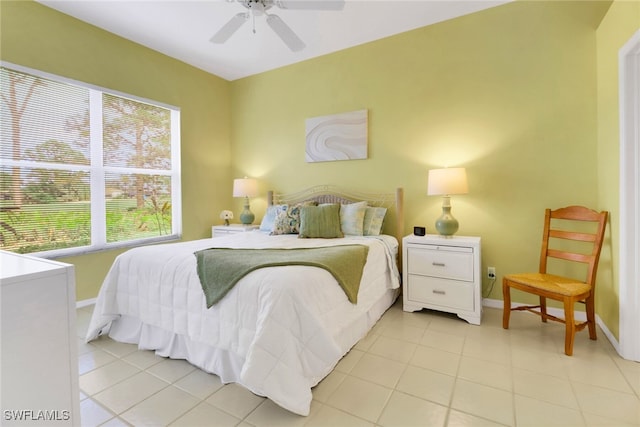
[
  {"left": 260, "top": 204, "right": 287, "bottom": 232},
  {"left": 363, "top": 206, "right": 387, "bottom": 236},
  {"left": 270, "top": 201, "right": 318, "bottom": 235},
  {"left": 340, "top": 201, "right": 367, "bottom": 235},
  {"left": 298, "top": 204, "right": 344, "bottom": 238}
]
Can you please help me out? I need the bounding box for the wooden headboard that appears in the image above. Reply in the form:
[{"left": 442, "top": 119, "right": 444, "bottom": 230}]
[{"left": 267, "top": 185, "right": 405, "bottom": 260}]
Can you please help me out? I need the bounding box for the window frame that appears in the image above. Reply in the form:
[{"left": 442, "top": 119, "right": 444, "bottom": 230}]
[{"left": 0, "top": 61, "right": 182, "bottom": 258}]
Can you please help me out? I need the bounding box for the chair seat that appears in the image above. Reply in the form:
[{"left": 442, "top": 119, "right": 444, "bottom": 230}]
[{"left": 505, "top": 273, "right": 591, "bottom": 297}]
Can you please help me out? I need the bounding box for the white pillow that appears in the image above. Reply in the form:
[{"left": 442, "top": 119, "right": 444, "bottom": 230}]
[{"left": 340, "top": 201, "right": 367, "bottom": 235}]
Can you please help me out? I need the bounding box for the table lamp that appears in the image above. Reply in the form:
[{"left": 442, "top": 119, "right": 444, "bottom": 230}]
[
  {"left": 427, "top": 167, "right": 468, "bottom": 236},
  {"left": 233, "top": 177, "right": 258, "bottom": 225}
]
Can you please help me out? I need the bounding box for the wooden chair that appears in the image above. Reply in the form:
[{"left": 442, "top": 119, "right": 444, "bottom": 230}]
[{"left": 502, "top": 206, "right": 608, "bottom": 356}]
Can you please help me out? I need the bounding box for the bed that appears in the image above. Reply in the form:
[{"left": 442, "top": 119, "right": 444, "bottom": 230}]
[{"left": 85, "top": 185, "right": 404, "bottom": 416}]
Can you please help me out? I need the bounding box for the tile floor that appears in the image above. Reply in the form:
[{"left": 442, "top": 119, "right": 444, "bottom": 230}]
[{"left": 76, "top": 301, "right": 640, "bottom": 426}]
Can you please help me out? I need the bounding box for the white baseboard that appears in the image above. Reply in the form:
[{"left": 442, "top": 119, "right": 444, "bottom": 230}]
[
  {"left": 76, "top": 298, "right": 97, "bottom": 309},
  {"left": 482, "top": 298, "right": 621, "bottom": 354}
]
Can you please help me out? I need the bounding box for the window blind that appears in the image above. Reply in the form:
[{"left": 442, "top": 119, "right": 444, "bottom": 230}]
[{"left": 0, "top": 64, "right": 181, "bottom": 256}]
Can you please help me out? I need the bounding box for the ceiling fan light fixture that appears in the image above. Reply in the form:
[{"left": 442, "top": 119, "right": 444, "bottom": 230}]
[
  {"left": 246, "top": 0, "right": 269, "bottom": 15},
  {"left": 241, "top": 0, "right": 274, "bottom": 12}
]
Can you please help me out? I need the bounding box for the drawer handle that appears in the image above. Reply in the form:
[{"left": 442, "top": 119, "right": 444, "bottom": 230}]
[
  {"left": 432, "top": 262, "right": 446, "bottom": 267},
  {"left": 432, "top": 290, "right": 446, "bottom": 295}
]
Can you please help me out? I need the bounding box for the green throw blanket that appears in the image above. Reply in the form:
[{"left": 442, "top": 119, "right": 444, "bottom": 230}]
[{"left": 194, "top": 245, "right": 369, "bottom": 307}]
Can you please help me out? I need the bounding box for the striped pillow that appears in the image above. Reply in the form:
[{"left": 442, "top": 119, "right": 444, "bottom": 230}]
[
  {"left": 340, "top": 201, "right": 367, "bottom": 236},
  {"left": 363, "top": 207, "right": 387, "bottom": 236}
]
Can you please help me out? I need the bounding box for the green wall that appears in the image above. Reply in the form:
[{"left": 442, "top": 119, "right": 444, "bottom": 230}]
[
  {"left": 595, "top": 0, "right": 640, "bottom": 338},
  {"left": 231, "top": 1, "right": 610, "bottom": 305},
  {"left": 0, "top": 0, "right": 232, "bottom": 300}
]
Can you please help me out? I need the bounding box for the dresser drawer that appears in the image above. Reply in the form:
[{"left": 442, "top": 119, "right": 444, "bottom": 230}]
[
  {"left": 212, "top": 225, "right": 259, "bottom": 237},
  {"left": 214, "top": 229, "right": 235, "bottom": 236},
  {"left": 406, "top": 244, "right": 474, "bottom": 281},
  {"left": 407, "top": 274, "right": 474, "bottom": 311}
]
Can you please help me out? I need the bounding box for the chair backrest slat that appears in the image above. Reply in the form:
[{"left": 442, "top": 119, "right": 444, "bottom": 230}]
[
  {"left": 539, "top": 206, "right": 608, "bottom": 287},
  {"left": 548, "top": 229, "right": 597, "bottom": 243},
  {"left": 551, "top": 205, "right": 605, "bottom": 222},
  {"left": 547, "top": 249, "right": 591, "bottom": 264}
]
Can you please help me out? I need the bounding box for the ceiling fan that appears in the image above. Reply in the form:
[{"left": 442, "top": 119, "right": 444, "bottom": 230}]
[{"left": 210, "top": 0, "right": 345, "bottom": 52}]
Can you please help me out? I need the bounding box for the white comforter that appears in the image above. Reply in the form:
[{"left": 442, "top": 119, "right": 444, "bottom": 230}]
[{"left": 85, "top": 232, "right": 400, "bottom": 415}]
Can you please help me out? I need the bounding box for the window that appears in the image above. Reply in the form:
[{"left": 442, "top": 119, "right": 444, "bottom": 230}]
[{"left": 0, "top": 63, "right": 181, "bottom": 256}]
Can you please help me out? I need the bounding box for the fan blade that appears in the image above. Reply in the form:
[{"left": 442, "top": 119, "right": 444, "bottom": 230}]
[
  {"left": 276, "top": 0, "right": 345, "bottom": 10},
  {"left": 266, "top": 14, "right": 305, "bottom": 52},
  {"left": 210, "top": 13, "right": 249, "bottom": 43}
]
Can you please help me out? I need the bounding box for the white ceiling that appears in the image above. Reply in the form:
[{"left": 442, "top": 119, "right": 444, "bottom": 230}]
[{"left": 37, "top": 0, "right": 510, "bottom": 81}]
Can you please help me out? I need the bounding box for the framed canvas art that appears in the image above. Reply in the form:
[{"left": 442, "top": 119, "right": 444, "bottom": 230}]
[{"left": 305, "top": 109, "right": 368, "bottom": 162}]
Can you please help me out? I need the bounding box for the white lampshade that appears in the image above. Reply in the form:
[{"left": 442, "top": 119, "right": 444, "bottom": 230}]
[
  {"left": 232, "top": 177, "right": 258, "bottom": 198},
  {"left": 427, "top": 168, "right": 469, "bottom": 196}
]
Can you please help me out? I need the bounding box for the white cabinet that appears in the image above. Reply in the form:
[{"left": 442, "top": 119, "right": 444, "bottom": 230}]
[
  {"left": 211, "top": 224, "right": 259, "bottom": 237},
  {"left": 1, "top": 250, "right": 80, "bottom": 426},
  {"left": 402, "top": 235, "right": 482, "bottom": 325}
]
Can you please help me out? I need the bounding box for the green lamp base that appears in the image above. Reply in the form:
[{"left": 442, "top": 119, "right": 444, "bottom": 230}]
[
  {"left": 239, "top": 203, "right": 255, "bottom": 225},
  {"left": 435, "top": 201, "right": 459, "bottom": 237}
]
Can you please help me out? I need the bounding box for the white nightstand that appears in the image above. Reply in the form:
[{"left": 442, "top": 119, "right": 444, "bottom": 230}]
[
  {"left": 402, "top": 234, "right": 482, "bottom": 325},
  {"left": 212, "top": 224, "right": 259, "bottom": 237}
]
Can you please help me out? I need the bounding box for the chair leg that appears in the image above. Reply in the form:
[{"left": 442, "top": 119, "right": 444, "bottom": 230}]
[
  {"left": 540, "top": 296, "right": 548, "bottom": 322},
  {"left": 563, "top": 298, "right": 575, "bottom": 356},
  {"left": 585, "top": 295, "right": 597, "bottom": 340},
  {"left": 502, "top": 279, "right": 511, "bottom": 329}
]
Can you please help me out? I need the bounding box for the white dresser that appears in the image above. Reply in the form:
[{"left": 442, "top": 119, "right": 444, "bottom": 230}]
[
  {"left": 402, "top": 234, "right": 482, "bottom": 325},
  {"left": 1, "top": 250, "right": 80, "bottom": 426}
]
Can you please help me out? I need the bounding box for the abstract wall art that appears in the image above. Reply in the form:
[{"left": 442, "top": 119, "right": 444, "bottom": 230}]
[{"left": 305, "top": 109, "right": 368, "bottom": 163}]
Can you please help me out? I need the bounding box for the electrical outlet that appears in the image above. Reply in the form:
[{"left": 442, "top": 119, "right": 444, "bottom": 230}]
[{"left": 488, "top": 266, "right": 496, "bottom": 280}]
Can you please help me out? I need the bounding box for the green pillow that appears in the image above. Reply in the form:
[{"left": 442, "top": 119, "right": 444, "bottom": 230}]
[{"left": 299, "top": 204, "right": 344, "bottom": 238}]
